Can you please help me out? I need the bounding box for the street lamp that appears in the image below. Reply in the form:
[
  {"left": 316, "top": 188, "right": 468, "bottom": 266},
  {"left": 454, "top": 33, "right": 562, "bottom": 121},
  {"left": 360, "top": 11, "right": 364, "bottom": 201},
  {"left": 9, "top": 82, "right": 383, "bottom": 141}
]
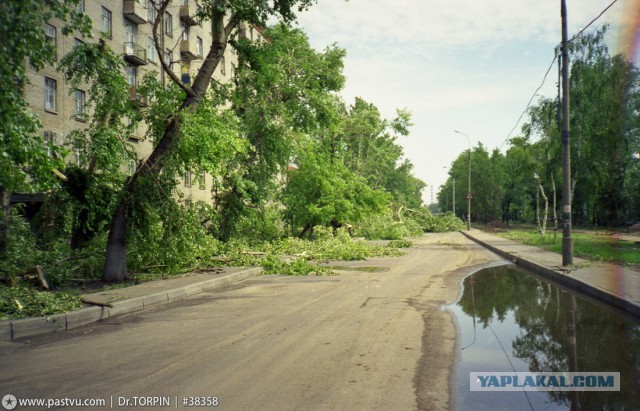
[{"left": 454, "top": 130, "right": 472, "bottom": 230}]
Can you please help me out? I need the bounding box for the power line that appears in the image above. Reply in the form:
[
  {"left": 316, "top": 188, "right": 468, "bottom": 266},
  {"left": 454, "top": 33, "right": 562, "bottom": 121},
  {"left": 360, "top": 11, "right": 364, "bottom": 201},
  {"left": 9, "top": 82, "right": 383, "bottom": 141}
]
[
  {"left": 500, "top": 0, "right": 619, "bottom": 150},
  {"left": 500, "top": 53, "right": 557, "bottom": 150},
  {"left": 569, "top": 0, "right": 619, "bottom": 43}
]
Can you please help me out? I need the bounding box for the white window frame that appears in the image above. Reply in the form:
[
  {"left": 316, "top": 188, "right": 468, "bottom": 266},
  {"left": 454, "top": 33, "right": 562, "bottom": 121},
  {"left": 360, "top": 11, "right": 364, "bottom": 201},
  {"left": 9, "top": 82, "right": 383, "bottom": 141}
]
[
  {"left": 74, "top": 89, "right": 86, "bottom": 121},
  {"left": 43, "top": 131, "right": 54, "bottom": 157},
  {"left": 199, "top": 170, "right": 206, "bottom": 190},
  {"left": 164, "top": 12, "right": 173, "bottom": 37},
  {"left": 125, "top": 66, "right": 137, "bottom": 87},
  {"left": 147, "top": 0, "right": 157, "bottom": 23},
  {"left": 101, "top": 7, "right": 112, "bottom": 37},
  {"left": 196, "top": 36, "right": 203, "bottom": 59},
  {"left": 44, "top": 77, "right": 57, "bottom": 112},
  {"left": 165, "top": 48, "right": 173, "bottom": 72},
  {"left": 147, "top": 37, "right": 157, "bottom": 63},
  {"left": 45, "top": 23, "right": 56, "bottom": 47}
]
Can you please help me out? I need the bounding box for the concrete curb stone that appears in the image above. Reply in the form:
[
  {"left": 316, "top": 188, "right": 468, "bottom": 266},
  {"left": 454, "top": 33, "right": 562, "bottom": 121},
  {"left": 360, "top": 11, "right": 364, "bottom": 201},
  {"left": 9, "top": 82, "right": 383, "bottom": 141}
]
[
  {"left": 65, "top": 306, "right": 109, "bottom": 330},
  {"left": 2, "top": 267, "right": 263, "bottom": 341},
  {"left": 166, "top": 287, "right": 189, "bottom": 302},
  {"left": 142, "top": 292, "right": 169, "bottom": 308},
  {"left": 108, "top": 296, "right": 145, "bottom": 316},
  {"left": 461, "top": 230, "right": 640, "bottom": 318},
  {"left": 1, "top": 320, "right": 12, "bottom": 340},
  {"left": 11, "top": 314, "right": 66, "bottom": 340}
]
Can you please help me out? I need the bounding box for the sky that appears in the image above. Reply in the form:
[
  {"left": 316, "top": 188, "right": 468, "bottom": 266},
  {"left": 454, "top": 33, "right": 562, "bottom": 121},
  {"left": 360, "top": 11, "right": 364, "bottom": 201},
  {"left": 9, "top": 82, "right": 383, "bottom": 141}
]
[{"left": 293, "top": 0, "right": 640, "bottom": 205}]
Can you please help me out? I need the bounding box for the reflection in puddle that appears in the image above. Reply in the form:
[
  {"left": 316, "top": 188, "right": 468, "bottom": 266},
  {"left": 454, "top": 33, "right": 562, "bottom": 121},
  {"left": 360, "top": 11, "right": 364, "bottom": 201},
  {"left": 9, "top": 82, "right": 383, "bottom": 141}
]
[{"left": 448, "top": 264, "right": 640, "bottom": 410}]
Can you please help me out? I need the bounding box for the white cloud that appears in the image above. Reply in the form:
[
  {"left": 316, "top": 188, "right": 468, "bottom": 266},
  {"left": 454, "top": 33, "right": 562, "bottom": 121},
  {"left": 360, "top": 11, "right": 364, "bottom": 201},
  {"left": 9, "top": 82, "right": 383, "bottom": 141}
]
[
  {"left": 293, "top": 0, "right": 632, "bottom": 199},
  {"left": 298, "top": 0, "right": 623, "bottom": 51}
]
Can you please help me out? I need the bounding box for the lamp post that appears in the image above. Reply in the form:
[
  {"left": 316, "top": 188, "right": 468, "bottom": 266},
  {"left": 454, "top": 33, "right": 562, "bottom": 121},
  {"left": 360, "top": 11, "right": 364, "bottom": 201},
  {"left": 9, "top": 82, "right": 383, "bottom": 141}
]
[{"left": 455, "top": 130, "right": 472, "bottom": 230}]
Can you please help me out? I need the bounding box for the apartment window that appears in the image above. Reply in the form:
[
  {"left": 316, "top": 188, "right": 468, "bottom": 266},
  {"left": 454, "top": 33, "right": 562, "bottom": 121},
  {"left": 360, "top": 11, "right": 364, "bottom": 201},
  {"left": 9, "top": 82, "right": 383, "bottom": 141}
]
[
  {"left": 74, "top": 89, "right": 86, "bottom": 121},
  {"left": 44, "top": 77, "right": 57, "bottom": 112},
  {"left": 125, "top": 23, "right": 136, "bottom": 44},
  {"left": 125, "top": 66, "right": 137, "bottom": 87},
  {"left": 147, "top": 0, "right": 157, "bottom": 23},
  {"left": 101, "top": 7, "right": 112, "bottom": 37},
  {"left": 196, "top": 36, "right": 203, "bottom": 59},
  {"left": 165, "top": 48, "right": 173, "bottom": 71},
  {"left": 199, "top": 170, "right": 206, "bottom": 190},
  {"left": 184, "top": 171, "right": 192, "bottom": 188},
  {"left": 45, "top": 23, "right": 56, "bottom": 47},
  {"left": 43, "top": 131, "right": 54, "bottom": 157},
  {"left": 181, "top": 0, "right": 188, "bottom": 5},
  {"left": 164, "top": 12, "right": 173, "bottom": 37},
  {"left": 220, "top": 56, "right": 226, "bottom": 76},
  {"left": 74, "top": 38, "right": 84, "bottom": 47},
  {"left": 182, "top": 24, "right": 189, "bottom": 41},
  {"left": 147, "top": 37, "right": 157, "bottom": 63},
  {"left": 76, "top": 0, "right": 84, "bottom": 13}
]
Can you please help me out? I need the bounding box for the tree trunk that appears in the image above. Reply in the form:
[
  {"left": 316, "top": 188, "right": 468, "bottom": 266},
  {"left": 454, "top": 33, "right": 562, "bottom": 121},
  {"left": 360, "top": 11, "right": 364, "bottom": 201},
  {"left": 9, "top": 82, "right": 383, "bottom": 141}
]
[
  {"left": 102, "top": 200, "right": 129, "bottom": 282},
  {"left": 101, "top": 5, "right": 232, "bottom": 281},
  {"left": 552, "top": 176, "right": 558, "bottom": 242},
  {"left": 538, "top": 182, "right": 549, "bottom": 236}
]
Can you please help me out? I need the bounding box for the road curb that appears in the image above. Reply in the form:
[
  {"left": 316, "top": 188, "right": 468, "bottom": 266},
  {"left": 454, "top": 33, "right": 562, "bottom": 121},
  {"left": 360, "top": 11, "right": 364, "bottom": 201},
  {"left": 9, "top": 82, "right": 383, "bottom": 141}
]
[
  {"left": 2, "top": 267, "right": 262, "bottom": 341},
  {"left": 461, "top": 230, "right": 640, "bottom": 318}
]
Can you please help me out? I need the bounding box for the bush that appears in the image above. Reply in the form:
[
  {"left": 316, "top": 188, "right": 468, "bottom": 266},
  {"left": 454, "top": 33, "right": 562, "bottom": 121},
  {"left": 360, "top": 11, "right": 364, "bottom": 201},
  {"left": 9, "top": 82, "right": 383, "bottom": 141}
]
[
  {"left": 128, "top": 201, "right": 224, "bottom": 275},
  {"left": 261, "top": 255, "right": 334, "bottom": 276},
  {"left": 422, "top": 212, "right": 466, "bottom": 232},
  {"left": 354, "top": 211, "right": 422, "bottom": 240},
  {"left": 387, "top": 239, "right": 413, "bottom": 248},
  {"left": 0, "top": 284, "right": 83, "bottom": 319}
]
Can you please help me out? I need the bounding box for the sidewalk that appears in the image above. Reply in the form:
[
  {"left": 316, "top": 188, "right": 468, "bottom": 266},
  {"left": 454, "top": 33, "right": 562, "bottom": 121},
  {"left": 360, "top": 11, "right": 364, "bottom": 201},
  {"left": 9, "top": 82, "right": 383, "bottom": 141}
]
[
  {"left": 0, "top": 266, "right": 262, "bottom": 341},
  {"left": 462, "top": 228, "right": 640, "bottom": 318}
]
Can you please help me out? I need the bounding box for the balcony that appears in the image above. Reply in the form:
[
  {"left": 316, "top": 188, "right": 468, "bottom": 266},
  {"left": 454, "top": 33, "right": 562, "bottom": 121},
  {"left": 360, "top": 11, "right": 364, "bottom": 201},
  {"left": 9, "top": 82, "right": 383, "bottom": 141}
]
[
  {"left": 128, "top": 86, "right": 148, "bottom": 106},
  {"left": 180, "top": 39, "right": 198, "bottom": 60},
  {"left": 123, "top": 0, "right": 147, "bottom": 24},
  {"left": 180, "top": 5, "right": 198, "bottom": 26},
  {"left": 123, "top": 42, "right": 148, "bottom": 66}
]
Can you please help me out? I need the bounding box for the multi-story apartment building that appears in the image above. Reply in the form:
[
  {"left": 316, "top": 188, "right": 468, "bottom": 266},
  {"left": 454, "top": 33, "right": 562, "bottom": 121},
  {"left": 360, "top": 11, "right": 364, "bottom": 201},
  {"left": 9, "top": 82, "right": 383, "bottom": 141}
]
[{"left": 25, "top": 0, "right": 262, "bottom": 205}]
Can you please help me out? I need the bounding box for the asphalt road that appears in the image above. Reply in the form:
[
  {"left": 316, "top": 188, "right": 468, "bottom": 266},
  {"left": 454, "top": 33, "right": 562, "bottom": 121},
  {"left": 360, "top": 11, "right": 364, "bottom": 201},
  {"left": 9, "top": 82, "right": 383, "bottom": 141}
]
[{"left": 1, "top": 232, "right": 503, "bottom": 411}]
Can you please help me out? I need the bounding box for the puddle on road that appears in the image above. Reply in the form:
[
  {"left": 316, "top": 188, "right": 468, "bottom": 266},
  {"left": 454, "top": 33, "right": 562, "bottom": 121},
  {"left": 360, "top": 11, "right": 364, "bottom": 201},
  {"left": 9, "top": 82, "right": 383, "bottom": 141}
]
[{"left": 447, "top": 264, "right": 640, "bottom": 410}]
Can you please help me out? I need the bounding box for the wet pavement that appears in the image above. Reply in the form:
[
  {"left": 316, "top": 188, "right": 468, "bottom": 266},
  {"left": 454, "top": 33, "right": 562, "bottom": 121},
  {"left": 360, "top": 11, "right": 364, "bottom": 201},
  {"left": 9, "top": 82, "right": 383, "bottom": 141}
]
[{"left": 449, "top": 264, "right": 640, "bottom": 410}]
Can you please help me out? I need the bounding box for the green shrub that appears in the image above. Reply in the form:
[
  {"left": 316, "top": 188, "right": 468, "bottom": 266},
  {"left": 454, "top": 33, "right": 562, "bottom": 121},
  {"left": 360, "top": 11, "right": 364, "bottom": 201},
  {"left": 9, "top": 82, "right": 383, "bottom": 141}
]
[
  {"left": 261, "top": 255, "right": 334, "bottom": 276},
  {"left": 387, "top": 239, "right": 413, "bottom": 248},
  {"left": 0, "top": 284, "right": 83, "bottom": 320},
  {"left": 421, "top": 211, "right": 466, "bottom": 232},
  {"left": 354, "top": 211, "right": 422, "bottom": 240}
]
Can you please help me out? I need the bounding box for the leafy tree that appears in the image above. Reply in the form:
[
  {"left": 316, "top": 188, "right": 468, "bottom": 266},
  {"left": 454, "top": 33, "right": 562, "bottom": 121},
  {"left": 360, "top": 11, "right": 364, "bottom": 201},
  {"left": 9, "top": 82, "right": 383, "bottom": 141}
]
[
  {"left": 57, "top": 41, "right": 140, "bottom": 249},
  {"left": 284, "top": 149, "right": 390, "bottom": 237},
  {"left": 215, "top": 23, "right": 346, "bottom": 241},
  {"left": 102, "top": 0, "right": 319, "bottom": 282},
  {"left": 0, "top": 0, "right": 91, "bottom": 204}
]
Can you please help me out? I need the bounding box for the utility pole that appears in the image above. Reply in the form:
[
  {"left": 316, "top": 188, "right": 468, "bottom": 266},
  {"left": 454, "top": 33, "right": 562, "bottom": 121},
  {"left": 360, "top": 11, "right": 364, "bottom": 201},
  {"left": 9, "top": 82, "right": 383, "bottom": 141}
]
[{"left": 561, "top": 0, "right": 573, "bottom": 265}]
